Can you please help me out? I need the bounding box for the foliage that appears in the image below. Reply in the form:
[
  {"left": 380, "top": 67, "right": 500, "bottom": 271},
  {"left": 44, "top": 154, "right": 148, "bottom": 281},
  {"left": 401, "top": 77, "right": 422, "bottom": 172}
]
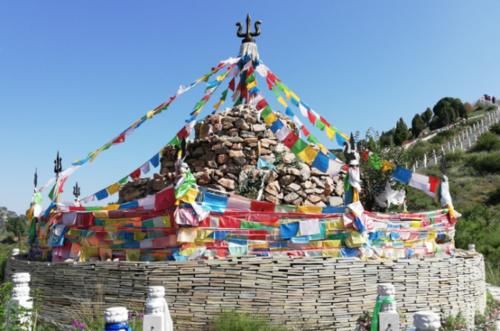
[
  {"left": 421, "top": 107, "right": 433, "bottom": 125},
  {"left": 471, "top": 132, "right": 500, "bottom": 152},
  {"left": 6, "top": 216, "right": 28, "bottom": 248},
  {"left": 486, "top": 187, "right": 500, "bottom": 206},
  {"left": 393, "top": 117, "right": 410, "bottom": 146},
  {"left": 430, "top": 97, "right": 466, "bottom": 130},
  {"left": 440, "top": 312, "right": 467, "bottom": 331},
  {"left": 411, "top": 113, "right": 426, "bottom": 137},
  {"left": 211, "top": 311, "right": 287, "bottom": 331},
  {"left": 469, "top": 152, "right": 500, "bottom": 174},
  {"left": 357, "top": 130, "right": 408, "bottom": 211},
  {"left": 490, "top": 123, "right": 500, "bottom": 135},
  {"left": 355, "top": 311, "right": 371, "bottom": 331}
]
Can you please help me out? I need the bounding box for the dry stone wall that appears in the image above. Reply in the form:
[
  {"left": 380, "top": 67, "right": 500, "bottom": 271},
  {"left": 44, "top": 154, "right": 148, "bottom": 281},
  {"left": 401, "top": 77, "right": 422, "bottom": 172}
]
[
  {"left": 6, "top": 253, "right": 485, "bottom": 330},
  {"left": 119, "top": 105, "right": 344, "bottom": 206}
]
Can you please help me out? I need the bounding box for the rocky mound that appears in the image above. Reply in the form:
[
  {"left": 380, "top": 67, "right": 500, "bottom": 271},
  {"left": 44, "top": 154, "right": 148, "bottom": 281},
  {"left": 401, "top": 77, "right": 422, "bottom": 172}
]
[{"left": 119, "top": 105, "right": 344, "bottom": 206}]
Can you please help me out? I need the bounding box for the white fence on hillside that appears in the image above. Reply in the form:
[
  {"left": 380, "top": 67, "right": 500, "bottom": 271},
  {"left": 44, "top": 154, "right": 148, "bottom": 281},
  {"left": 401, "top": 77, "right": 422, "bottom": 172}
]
[{"left": 411, "top": 107, "right": 500, "bottom": 171}]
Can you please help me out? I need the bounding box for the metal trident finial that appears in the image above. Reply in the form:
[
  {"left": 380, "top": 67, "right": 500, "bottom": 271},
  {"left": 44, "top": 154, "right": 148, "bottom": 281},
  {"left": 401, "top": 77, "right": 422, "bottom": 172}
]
[
  {"left": 34, "top": 168, "right": 38, "bottom": 189},
  {"left": 73, "top": 182, "right": 80, "bottom": 199},
  {"left": 236, "top": 14, "right": 261, "bottom": 44},
  {"left": 54, "top": 151, "right": 62, "bottom": 177}
]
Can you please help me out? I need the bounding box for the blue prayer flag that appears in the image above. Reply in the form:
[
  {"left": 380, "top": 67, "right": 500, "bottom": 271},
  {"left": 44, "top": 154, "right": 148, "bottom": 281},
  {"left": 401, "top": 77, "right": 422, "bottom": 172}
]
[
  {"left": 392, "top": 166, "right": 412, "bottom": 185},
  {"left": 280, "top": 222, "right": 299, "bottom": 239}
]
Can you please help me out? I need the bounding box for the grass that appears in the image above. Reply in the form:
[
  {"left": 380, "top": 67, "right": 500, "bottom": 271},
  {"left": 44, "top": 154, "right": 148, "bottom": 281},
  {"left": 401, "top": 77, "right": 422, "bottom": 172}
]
[{"left": 211, "top": 311, "right": 287, "bottom": 331}]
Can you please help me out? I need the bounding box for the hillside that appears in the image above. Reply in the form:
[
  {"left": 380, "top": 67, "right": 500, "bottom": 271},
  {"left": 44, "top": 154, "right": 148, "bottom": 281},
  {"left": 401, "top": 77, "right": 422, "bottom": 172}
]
[{"left": 405, "top": 122, "right": 500, "bottom": 284}]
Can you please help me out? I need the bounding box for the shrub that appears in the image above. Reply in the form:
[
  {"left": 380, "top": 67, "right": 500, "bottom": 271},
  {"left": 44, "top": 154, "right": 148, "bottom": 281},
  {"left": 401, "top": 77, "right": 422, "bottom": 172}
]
[
  {"left": 469, "top": 152, "right": 500, "bottom": 173},
  {"left": 490, "top": 123, "right": 500, "bottom": 135},
  {"left": 472, "top": 132, "right": 500, "bottom": 152},
  {"left": 440, "top": 312, "right": 467, "bottom": 331},
  {"left": 486, "top": 188, "right": 500, "bottom": 205},
  {"left": 444, "top": 150, "right": 464, "bottom": 165}
]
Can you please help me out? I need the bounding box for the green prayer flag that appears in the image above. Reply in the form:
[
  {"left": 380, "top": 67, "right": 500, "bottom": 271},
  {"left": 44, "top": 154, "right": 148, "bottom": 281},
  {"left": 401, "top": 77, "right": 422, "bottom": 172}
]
[
  {"left": 368, "top": 154, "right": 382, "bottom": 170},
  {"left": 260, "top": 106, "right": 272, "bottom": 120},
  {"left": 291, "top": 139, "right": 308, "bottom": 154},
  {"left": 245, "top": 74, "right": 256, "bottom": 84},
  {"left": 307, "top": 135, "right": 320, "bottom": 145},
  {"left": 315, "top": 119, "right": 326, "bottom": 131},
  {"left": 119, "top": 176, "right": 129, "bottom": 185},
  {"left": 221, "top": 89, "right": 228, "bottom": 100},
  {"left": 175, "top": 170, "right": 197, "bottom": 199},
  {"left": 168, "top": 136, "right": 181, "bottom": 147}
]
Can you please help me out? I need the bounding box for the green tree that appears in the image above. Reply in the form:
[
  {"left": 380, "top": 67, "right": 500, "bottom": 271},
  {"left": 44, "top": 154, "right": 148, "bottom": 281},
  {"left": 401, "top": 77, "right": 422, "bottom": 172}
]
[
  {"left": 393, "top": 118, "right": 410, "bottom": 146},
  {"left": 411, "top": 114, "right": 426, "bottom": 138},
  {"left": 431, "top": 97, "right": 466, "bottom": 129},
  {"left": 6, "top": 215, "right": 27, "bottom": 248},
  {"left": 379, "top": 130, "right": 394, "bottom": 147},
  {"left": 421, "top": 107, "right": 433, "bottom": 125}
]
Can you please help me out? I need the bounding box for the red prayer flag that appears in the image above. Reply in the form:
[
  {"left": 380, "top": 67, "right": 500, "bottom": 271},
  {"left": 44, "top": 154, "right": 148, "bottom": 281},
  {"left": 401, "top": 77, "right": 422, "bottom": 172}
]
[
  {"left": 229, "top": 78, "right": 235, "bottom": 91},
  {"left": 301, "top": 126, "right": 310, "bottom": 137},
  {"left": 256, "top": 98, "right": 268, "bottom": 110},
  {"left": 250, "top": 200, "right": 275, "bottom": 212},
  {"left": 307, "top": 111, "right": 316, "bottom": 124},
  {"left": 219, "top": 216, "right": 241, "bottom": 228},
  {"left": 282, "top": 132, "right": 299, "bottom": 148},
  {"left": 113, "top": 133, "right": 126, "bottom": 144},
  {"left": 130, "top": 168, "right": 141, "bottom": 179},
  {"left": 177, "top": 126, "right": 189, "bottom": 139},
  {"left": 429, "top": 176, "right": 440, "bottom": 193},
  {"left": 155, "top": 187, "right": 175, "bottom": 211}
]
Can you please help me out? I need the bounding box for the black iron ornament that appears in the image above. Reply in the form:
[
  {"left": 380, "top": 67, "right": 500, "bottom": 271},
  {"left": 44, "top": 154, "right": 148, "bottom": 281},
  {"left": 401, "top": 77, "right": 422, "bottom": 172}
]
[
  {"left": 54, "top": 151, "right": 62, "bottom": 178},
  {"left": 33, "top": 168, "right": 38, "bottom": 189},
  {"left": 236, "top": 14, "right": 261, "bottom": 44},
  {"left": 73, "top": 182, "right": 80, "bottom": 200}
]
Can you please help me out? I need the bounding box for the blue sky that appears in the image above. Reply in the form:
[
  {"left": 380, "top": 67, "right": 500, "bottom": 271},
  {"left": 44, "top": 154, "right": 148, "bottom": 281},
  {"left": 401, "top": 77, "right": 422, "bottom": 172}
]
[{"left": 1, "top": 1, "right": 499, "bottom": 213}]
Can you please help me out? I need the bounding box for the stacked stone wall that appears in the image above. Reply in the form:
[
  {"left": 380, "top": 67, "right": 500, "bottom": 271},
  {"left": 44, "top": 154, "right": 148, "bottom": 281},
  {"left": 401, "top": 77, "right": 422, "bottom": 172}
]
[{"left": 6, "top": 253, "right": 485, "bottom": 330}]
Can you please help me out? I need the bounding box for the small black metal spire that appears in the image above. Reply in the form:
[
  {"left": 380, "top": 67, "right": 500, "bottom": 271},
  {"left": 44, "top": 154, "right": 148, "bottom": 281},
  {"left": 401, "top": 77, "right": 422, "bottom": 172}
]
[
  {"left": 73, "top": 182, "right": 80, "bottom": 200},
  {"left": 54, "top": 151, "right": 62, "bottom": 178},
  {"left": 236, "top": 14, "right": 262, "bottom": 44},
  {"left": 33, "top": 168, "right": 38, "bottom": 189}
]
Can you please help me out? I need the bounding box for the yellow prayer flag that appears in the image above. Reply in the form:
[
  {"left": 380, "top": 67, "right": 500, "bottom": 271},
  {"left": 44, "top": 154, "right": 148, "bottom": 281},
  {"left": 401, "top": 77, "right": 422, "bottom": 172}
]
[
  {"left": 146, "top": 110, "right": 155, "bottom": 119},
  {"left": 427, "top": 230, "right": 437, "bottom": 240},
  {"left": 290, "top": 91, "right": 300, "bottom": 103},
  {"left": 246, "top": 80, "right": 257, "bottom": 90},
  {"left": 321, "top": 249, "right": 340, "bottom": 257},
  {"left": 264, "top": 112, "right": 278, "bottom": 125},
  {"left": 179, "top": 187, "right": 199, "bottom": 204},
  {"left": 309, "top": 241, "right": 322, "bottom": 248},
  {"left": 134, "top": 232, "right": 146, "bottom": 241},
  {"left": 325, "top": 126, "right": 335, "bottom": 140},
  {"left": 104, "top": 204, "right": 120, "bottom": 211},
  {"left": 284, "top": 88, "right": 291, "bottom": 100},
  {"left": 297, "top": 145, "right": 319, "bottom": 165},
  {"left": 106, "top": 183, "right": 121, "bottom": 195},
  {"left": 126, "top": 249, "right": 141, "bottom": 261},
  {"left": 277, "top": 96, "right": 287, "bottom": 108},
  {"left": 325, "top": 218, "right": 344, "bottom": 231},
  {"left": 323, "top": 240, "right": 342, "bottom": 248},
  {"left": 410, "top": 221, "right": 422, "bottom": 228},
  {"left": 381, "top": 160, "right": 394, "bottom": 172},
  {"left": 297, "top": 205, "right": 322, "bottom": 214},
  {"left": 213, "top": 100, "right": 223, "bottom": 110},
  {"left": 93, "top": 210, "right": 109, "bottom": 219}
]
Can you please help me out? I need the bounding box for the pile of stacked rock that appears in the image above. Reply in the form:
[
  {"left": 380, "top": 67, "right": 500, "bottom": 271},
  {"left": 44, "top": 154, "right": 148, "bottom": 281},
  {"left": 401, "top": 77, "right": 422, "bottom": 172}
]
[{"left": 119, "top": 105, "right": 344, "bottom": 206}]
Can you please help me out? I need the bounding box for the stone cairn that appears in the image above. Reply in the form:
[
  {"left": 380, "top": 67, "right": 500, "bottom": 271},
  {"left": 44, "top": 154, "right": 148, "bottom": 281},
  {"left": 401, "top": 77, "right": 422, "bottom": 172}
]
[
  {"left": 10, "top": 272, "right": 32, "bottom": 330},
  {"left": 143, "top": 286, "right": 173, "bottom": 331},
  {"left": 119, "top": 105, "right": 344, "bottom": 206}
]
